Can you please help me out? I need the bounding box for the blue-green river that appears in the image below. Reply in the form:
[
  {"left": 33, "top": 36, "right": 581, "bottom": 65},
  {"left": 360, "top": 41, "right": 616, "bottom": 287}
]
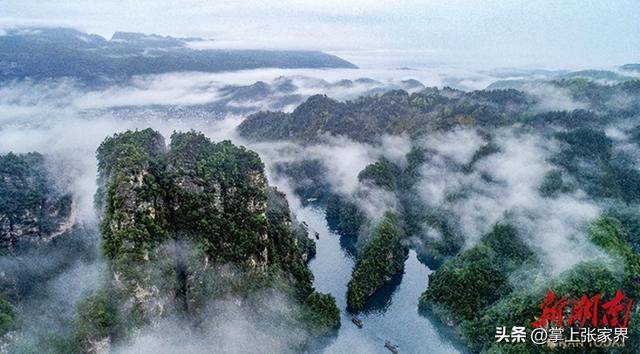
[{"left": 297, "top": 207, "right": 464, "bottom": 354}]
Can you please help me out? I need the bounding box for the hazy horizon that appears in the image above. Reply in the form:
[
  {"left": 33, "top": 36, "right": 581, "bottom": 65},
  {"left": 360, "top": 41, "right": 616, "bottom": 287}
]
[{"left": 1, "top": 0, "right": 638, "bottom": 69}]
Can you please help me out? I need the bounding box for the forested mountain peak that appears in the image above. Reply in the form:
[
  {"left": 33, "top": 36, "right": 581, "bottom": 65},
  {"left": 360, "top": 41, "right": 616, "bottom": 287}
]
[
  {"left": 239, "top": 79, "right": 640, "bottom": 142},
  {"left": 76, "top": 129, "right": 339, "bottom": 352}
]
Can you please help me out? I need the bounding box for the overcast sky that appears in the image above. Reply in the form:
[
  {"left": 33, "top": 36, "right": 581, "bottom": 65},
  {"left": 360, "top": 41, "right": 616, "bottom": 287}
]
[{"left": 1, "top": 0, "right": 638, "bottom": 69}]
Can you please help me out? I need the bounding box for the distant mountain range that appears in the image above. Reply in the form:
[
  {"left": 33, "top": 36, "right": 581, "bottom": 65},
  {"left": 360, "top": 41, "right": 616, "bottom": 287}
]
[
  {"left": 95, "top": 76, "right": 426, "bottom": 119},
  {"left": 0, "top": 28, "right": 357, "bottom": 80},
  {"left": 239, "top": 78, "right": 640, "bottom": 142},
  {"left": 487, "top": 65, "right": 640, "bottom": 90}
]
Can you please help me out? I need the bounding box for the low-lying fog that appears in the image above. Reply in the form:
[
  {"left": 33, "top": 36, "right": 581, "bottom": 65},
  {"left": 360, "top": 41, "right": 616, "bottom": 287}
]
[{"left": 1, "top": 65, "right": 638, "bottom": 353}]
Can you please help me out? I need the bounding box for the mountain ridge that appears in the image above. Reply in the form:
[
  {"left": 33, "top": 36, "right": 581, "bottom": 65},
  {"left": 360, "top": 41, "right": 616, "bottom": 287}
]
[{"left": 0, "top": 27, "right": 357, "bottom": 80}]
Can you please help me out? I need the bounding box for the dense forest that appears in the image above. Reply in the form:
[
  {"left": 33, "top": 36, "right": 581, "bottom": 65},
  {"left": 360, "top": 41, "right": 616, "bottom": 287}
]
[
  {"left": 0, "top": 0, "right": 638, "bottom": 350},
  {"left": 70, "top": 129, "right": 340, "bottom": 352},
  {"left": 0, "top": 152, "right": 73, "bottom": 248},
  {"left": 346, "top": 212, "right": 407, "bottom": 310},
  {"left": 0, "top": 130, "right": 340, "bottom": 352},
  {"left": 2, "top": 66, "right": 640, "bottom": 352},
  {"left": 239, "top": 79, "right": 640, "bottom": 143},
  {"left": 241, "top": 76, "right": 640, "bottom": 353},
  {"left": 420, "top": 217, "right": 640, "bottom": 353}
]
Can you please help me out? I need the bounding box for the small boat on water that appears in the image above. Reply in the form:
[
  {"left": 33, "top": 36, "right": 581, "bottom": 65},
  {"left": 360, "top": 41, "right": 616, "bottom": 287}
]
[
  {"left": 351, "top": 317, "right": 363, "bottom": 328},
  {"left": 384, "top": 340, "right": 399, "bottom": 353}
]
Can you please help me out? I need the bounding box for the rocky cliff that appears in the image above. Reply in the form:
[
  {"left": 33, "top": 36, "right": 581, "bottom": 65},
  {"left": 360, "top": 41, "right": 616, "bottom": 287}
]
[
  {"left": 0, "top": 152, "right": 74, "bottom": 249},
  {"left": 76, "top": 129, "right": 338, "bottom": 351}
]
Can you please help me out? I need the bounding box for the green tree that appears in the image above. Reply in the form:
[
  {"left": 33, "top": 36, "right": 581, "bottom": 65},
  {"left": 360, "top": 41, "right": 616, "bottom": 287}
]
[{"left": 347, "top": 211, "right": 407, "bottom": 309}]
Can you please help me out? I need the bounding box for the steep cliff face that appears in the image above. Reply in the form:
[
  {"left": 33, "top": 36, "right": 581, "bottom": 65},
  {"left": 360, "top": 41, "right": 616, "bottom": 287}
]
[
  {"left": 346, "top": 212, "right": 407, "bottom": 310},
  {"left": 166, "top": 133, "right": 271, "bottom": 270},
  {"left": 0, "top": 152, "right": 74, "bottom": 248},
  {"left": 83, "top": 129, "right": 338, "bottom": 351},
  {"left": 96, "top": 129, "right": 171, "bottom": 325}
]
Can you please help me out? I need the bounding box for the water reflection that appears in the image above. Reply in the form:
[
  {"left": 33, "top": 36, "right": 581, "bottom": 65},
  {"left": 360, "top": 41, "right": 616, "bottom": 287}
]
[
  {"left": 351, "top": 271, "right": 403, "bottom": 316},
  {"left": 297, "top": 206, "right": 463, "bottom": 354}
]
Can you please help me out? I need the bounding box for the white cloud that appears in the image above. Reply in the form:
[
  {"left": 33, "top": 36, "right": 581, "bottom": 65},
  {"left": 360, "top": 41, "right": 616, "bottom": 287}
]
[
  {"left": 2, "top": 1, "right": 637, "bottom": 68},
  {"left": 416, "top": 129, "right": 603, "bottom": 273},
  {"left": 520, "top": 82, "right": 588, "bottom": 112}
]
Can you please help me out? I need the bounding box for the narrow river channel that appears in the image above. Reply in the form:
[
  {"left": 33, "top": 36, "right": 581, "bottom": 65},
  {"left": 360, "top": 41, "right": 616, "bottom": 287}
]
[{"left": 296, "top": 206, "right": 462, "bottom": 354}]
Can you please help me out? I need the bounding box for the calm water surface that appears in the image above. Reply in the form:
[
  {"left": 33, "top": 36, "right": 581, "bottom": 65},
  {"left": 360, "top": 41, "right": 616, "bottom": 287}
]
[{"left": 297, "top": 207, "right": 463, "bottom": 354}]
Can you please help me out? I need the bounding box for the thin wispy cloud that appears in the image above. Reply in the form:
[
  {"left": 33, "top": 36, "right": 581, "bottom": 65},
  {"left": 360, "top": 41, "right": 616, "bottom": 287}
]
[{"left": 1, "top": 0, "right": 637, "bottom": 68}]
